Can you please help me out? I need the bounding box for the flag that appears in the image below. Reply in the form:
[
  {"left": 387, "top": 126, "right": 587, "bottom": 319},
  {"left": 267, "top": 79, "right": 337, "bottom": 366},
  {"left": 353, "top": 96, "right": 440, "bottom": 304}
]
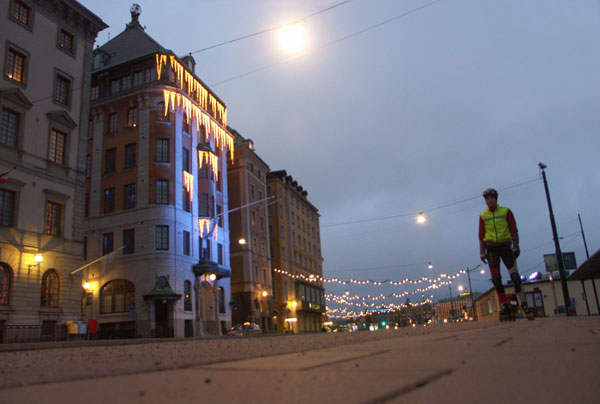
[{"left": 0, "top": 171, "right": 8, "bottom": 184}]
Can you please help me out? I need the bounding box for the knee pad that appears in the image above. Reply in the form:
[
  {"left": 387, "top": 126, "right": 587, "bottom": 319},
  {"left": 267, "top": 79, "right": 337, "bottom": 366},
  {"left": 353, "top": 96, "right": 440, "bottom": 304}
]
[
  {"left": 510, "top": 272, "right": 522, "bottom": 293},
  {"left": 491, "top": 273, "right": 504, "bottom": 292}
]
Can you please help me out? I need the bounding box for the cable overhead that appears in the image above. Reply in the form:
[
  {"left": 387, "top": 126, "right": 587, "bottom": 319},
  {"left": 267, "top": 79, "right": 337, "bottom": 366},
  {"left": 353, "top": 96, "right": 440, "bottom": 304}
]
[
  {"left": 211, "top": 0, "right": 444, "bottom": 87},
  {"left": 189, "top": 0, "right": 357, "bottom": 55},
  {"left": 320, "top": 176, "right": 541, "bottom": 228}
]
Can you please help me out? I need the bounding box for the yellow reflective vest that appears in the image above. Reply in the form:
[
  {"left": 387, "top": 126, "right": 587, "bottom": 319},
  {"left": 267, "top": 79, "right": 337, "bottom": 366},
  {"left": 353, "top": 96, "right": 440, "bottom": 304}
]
[{"left": 481, "top": 206, "right": 512, "bottom": 243}]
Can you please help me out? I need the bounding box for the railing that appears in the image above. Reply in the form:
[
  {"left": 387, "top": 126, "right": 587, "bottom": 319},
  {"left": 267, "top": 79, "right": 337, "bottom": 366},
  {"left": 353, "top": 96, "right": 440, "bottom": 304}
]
[{"left": 0, "top": 325, "right": 69, "bottom": 344}]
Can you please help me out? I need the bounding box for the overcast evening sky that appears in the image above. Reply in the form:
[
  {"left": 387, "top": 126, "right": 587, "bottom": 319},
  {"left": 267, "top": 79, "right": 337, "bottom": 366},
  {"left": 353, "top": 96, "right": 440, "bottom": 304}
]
[{"left": 79, "top": 0, "right": 600, "bottom": 309}]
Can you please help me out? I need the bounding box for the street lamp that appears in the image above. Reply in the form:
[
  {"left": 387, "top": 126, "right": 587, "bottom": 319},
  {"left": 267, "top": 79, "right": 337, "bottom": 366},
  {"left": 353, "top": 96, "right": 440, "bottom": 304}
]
[
  {"left": 417, "top": 212, "right": 426, "bottom": 224},
  {"left": 28, "top": 253, "right": 43, "bottom": 273},
  {"left": 457, "top": 285, "right": 464, "bottom": 293},
  {"left": 238, "top": 238, "right": 247, "bottom": 245},
  {"left": 427, "top": 262, "right": 433, "bottom": 269}
]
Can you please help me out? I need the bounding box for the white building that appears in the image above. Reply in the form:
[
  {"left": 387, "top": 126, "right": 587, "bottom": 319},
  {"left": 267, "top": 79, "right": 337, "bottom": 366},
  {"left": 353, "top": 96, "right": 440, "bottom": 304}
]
[{"left": 0, "top": 0, "right": 106, "bottom": 341}]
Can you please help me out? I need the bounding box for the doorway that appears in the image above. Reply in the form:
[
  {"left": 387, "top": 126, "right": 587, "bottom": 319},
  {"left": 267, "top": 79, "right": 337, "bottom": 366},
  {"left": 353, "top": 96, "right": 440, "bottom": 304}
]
[{"left": 155, "top": 301, "right": 169, "bottom": 337}]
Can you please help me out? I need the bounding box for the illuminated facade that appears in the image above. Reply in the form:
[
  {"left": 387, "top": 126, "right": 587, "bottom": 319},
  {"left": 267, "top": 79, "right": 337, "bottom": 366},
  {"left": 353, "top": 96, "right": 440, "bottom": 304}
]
[
  {"left": 0, "top": 0, "right": 106, "bottom": 339},
  {"left": 83, "top": 8, "right": 233, "bottom": 338},
  {"left": 267, "top": 170, "right": 324, "bottom": 333},
  {"left": 227, "top": 129, "right": 273, "bottom": 332}
]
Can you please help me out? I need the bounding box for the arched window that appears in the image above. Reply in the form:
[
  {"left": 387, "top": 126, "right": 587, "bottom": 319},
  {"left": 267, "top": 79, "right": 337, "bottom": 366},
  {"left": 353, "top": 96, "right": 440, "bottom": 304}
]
[
  {"left": 218, "top": 287, "right": 225, "bottom": 314},
  {"left": 184, "top": 280, "right": 192, "bottom": 311},
  {"left": 100, "top": 279, "right": 135, "bottom": 314},
  {"left": 41, "top": 269, "right": 60, "bottom": 307},
  {"left": 0, "top": 263, "right": 13, "bottom": 305}
]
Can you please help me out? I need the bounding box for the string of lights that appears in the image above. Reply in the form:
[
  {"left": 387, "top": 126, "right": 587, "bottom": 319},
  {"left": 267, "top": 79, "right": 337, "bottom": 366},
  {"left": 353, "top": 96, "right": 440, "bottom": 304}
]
[
  {"left": 326, "top": 299, "right": 434, "bottom": 319},
  {"left": 273, "top": 267, "right": 466, "bottom": 286}
]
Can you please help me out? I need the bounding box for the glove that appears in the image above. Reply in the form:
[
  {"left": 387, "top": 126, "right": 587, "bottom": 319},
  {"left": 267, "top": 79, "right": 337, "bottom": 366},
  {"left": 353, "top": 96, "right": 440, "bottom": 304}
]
[
  {"left": 512, "top": 247, "right": 520, "bottom": 259},
  {"left": 480, "top": 254, "right": 487, "bottom": 264}
]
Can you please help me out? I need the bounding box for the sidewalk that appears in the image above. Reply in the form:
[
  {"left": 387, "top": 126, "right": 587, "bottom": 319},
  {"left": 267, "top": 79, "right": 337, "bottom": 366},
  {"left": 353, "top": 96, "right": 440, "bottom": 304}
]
[{"left": 1, "top": 317, "right": 598, "bottom": 404}]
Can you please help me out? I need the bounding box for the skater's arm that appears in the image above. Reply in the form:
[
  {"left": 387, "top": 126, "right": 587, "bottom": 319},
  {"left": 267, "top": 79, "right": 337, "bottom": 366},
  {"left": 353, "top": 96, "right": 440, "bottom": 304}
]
[
  {"left": 479, "top": 217, "right": 486, "bottom": 261},
  {"left": 507, "top": 209, "right": 519, "bottom": 248}
]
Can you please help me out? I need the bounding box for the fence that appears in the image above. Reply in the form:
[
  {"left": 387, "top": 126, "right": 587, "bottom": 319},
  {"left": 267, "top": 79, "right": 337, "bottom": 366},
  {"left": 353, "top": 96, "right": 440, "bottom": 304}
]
[{"left": 0, "top": 324, "right": 69, "bottom": 343}]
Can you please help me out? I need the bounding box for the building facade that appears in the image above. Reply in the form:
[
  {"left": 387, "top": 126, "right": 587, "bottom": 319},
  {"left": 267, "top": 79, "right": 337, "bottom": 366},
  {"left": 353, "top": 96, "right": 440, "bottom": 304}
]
[
  {"left": 83, "top": 8, "right": 233, "bottom": 338},
  {"left": 227, "top": 129, "right": 273, "bottom": 332},
  {"left": 267, "top": 170, "right": 324, "bottom": 332},
  {"left": 0, "top": 0, "right": 106, "bottom": 340}
]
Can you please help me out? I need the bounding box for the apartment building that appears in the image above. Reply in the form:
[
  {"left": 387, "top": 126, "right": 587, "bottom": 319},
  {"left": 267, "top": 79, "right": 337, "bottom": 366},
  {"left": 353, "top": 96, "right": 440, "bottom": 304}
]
[
  {"left": 267, "top": 170, "right": 324, "bottom": 332},
  {"left": 0, "top": 0, "right": 106, "bottom": 340}
]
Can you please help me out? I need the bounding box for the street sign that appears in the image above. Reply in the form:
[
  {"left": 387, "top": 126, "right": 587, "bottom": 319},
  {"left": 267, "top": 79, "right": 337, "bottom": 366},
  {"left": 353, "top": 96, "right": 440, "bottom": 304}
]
[
  {"left": 544, "top": 252, "right": 577, "bottom": 272},
  {"left": 129, "top": 293, "right": 135, "bottom": 302},
  {"left": 129, "top": 302, "right": 135, "bottom": 316}
]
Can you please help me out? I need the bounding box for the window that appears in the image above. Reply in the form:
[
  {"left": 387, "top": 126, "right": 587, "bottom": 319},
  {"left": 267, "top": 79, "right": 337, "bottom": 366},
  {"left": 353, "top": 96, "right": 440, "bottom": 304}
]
[
  {"left": 90, "top": 85, "right": 99, "bottom": 100},
  {"left": 218, "top": 287, "right": 225, "bottom": 313},
  {"left": 10, "top": 1, "right": 31, "bottom": 27},
  {"left": 1, "top": 108, "right": 19, "bottom": 147},
  {"left": 250, "top": 184, "right": 255, "bottom": 200},
  {"left": 182, "top": 114, "right": 190, "bottom": 133},
  {"left": 122, "top": 75, "right": 132, "bottom": 91},
  {"left": 40, "top": 269, "right": 59, "bottom": 307},
  {"left": 156, "top": 225, "right": 169, "bottom": 250},
  {"left": 108, "top": 113, "right": 117, "bottom": 133},
  {"left": 123, "top": 229, "right": 135, "bottom": 254},
  {"left": 104, "top": 148, "right": 116, "bottom": 174},
  {"left": 182, "top": 147, "right": 190, "bottom": 172},
  {"left": 85, "top": 155, "right": 91, "bottom": 178},
  {"left": 6, "top": 48, "right": 26, "bottom": 83},
  {"left": 0, "top": 263, "right": 12, "bottom": 305},
  {"left": 199, "top": 160, "right": 208, "bottom": 178},
  {"left": 156, "top": 180, "right": 168, "bottom": 204},
  {"left": 103, "top": 188, "right": 115, "bottom": 213},
  {"left": 133, "top": 71, "right": 144, "bottom": 87},
  {"left": 0, "top": 189, "right": 15, "bottom": 226},
  {"left": 58, "top": 29, "right": 74, "bottom": 53},
  {"left": 45, "top": 201, "right": 61, "bottom": 236},
  {"left": 252, "top": 238, "right": 257, "bottom": 253},
  {"left": 144, "top": 67, "right": 156, "bottom": 83},
  {"left": 259, "top": 191, "right": 263, "bottom": 201},
  {"left": 157, "top": 102, "right": 169, "bottom": 121},
  {"left": 182, "top": 187, "right": 190, "bottom": 212},
  {"left": 100, "top": 279, "right": 134, "bottom": 314},
  {"left": 54, "top": 74, "right": 71, "bottom": 106},
  {"left": 184, "top": 280, "right": 192, "bottom": 311},
  {"left": 156, "top": 139, "right": 169, "bottom": 162},
  {"left": 48, "top": 129, "right": 66, "bottom": 165},
  {"left": 87, "top": 120, "right": 93, "bottom": 139},
  {"left": 217, "top": 243, "right": 223, "bottom": 265},
  {"left": 124, "top": 143, "right": 136, "bottom": 169},
  {"left": 199, "top": 193, "right": 209, "bottom": 217},
  {"left": 110, "top": 79, "right": 120, "bottom": 94},
  {"left": 260, "top": 217, "right": 264, "bottom": 230},
  {"left": 85, "top": 193, "right": 89, "bottom": 217},
  {"left": 183, "top": 231, "right": 190, "bottom": 256},
  {"left": 102, "top": 232, "right": 113, "bottom": 255},
  {"left": 124, "top": 184, "right": 135, "bottom": 209},
  {"left": 127, "top": 107, "right": 137, "bottom": 128}
]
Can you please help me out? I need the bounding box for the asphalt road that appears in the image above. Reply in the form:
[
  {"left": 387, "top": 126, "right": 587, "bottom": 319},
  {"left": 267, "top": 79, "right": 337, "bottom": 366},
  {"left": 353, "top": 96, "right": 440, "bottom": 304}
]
[{"left": 1, "top": 317, "right": 598, "bottom": 404}]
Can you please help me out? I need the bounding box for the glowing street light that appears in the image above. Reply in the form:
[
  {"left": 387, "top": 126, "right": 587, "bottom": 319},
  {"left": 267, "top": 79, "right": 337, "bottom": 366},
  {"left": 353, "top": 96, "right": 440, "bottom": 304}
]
[
  {"left": 427, "top": 262, "right": 433, "bottom": 269},
  {"left": 279, "top": 23, "right": 306, "bottom": 53},
  {"left": 208, "top": 273, "right": 217, "bottom": 281},
  {"left": 83, "top": 282, "right": 91, "bottom": 290},
  {"left": 458, "top": 285, "right": 464, "bottom": 293},
  {"left": 262, "top": 291, "right": 268, "bottom": 297},
  {"left": 417, "top": 212, "right": 426, "bottom": 224},
  {"left": 238, "top": 238, "right": 247, "bottom": 245}
]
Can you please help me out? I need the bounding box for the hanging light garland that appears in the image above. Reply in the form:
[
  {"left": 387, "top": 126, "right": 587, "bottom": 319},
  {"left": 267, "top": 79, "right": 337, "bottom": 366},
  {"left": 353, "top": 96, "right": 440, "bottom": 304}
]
[
  {"left": 198, "top": 218, "right": 217, "bottom": 240},
  {"left": 198, "top": 150, "right": 219, "bottom": 181},
  {"left": 183, "top": 171, "right": 194, "bottom": 201}
]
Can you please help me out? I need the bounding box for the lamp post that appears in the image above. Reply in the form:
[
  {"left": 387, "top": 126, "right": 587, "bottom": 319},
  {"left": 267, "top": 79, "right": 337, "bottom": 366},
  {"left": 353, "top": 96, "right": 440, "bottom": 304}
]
[
  {"left": 539, "top": 163, "right": 571, "bottom": 316},
  {"left": 465, "top": 265, "right": 481, "bottom": 321}
]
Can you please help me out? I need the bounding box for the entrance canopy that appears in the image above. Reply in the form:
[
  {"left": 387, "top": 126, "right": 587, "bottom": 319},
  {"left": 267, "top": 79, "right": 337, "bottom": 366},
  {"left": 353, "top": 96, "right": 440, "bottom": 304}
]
[
  {"left": 143, "top": 276, "right": 181, "bottom": 301},
  {"left": 568, "top": 249, "right": 600, "bottom": 281}
]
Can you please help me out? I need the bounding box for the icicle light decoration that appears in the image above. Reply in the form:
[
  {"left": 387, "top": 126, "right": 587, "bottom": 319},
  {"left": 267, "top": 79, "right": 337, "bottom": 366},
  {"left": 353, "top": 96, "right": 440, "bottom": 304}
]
[
  {"left": 156, "top": 54, "right": 227, "bottom": 126},
  {"left": 198, "top": 218, "right": 213, "bottom": 239},
  {"left": 162, "top": 89, "right": 234, "bottom": 162},
  {"left": 183, "top": 171, "right": 194, "bottom": 201},
  {"left": 198, "top": 150, "right": 219, "bottom": 181}
]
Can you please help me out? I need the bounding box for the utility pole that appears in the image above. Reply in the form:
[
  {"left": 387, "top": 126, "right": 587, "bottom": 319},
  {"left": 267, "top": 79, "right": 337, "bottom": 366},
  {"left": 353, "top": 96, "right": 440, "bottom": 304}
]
[
  {"left": 539, "top": 163, "right": 571, "bottom": 315},
  {"left": 578, "top": 213, "right": 590, "bottom": 260},
  {"left": 466, "top": 265, "right": 481, "bottom": 321},
  {"left": 448, "top": 283, "right": 454, "bottom": 319}
]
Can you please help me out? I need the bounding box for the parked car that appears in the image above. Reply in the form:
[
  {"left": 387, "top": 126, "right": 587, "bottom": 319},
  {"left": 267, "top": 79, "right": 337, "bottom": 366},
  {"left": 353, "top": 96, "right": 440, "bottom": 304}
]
[{"left": 226, "top": 322, "right": 262, "bottom": 336}]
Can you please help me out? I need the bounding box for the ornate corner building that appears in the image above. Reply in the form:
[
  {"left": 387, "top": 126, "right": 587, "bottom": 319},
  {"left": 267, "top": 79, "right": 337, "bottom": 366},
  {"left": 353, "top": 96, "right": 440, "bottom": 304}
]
[
  {"left": 0, "top": 0, "right": 106, "bottom": 339},
  {"left": 82, "top": 7, "right": 233, "bottom": 338}
]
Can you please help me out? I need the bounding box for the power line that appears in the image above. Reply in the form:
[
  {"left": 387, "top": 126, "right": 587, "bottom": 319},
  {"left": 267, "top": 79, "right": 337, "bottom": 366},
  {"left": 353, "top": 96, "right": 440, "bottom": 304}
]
[
  {"left": 210, "top": 0, "right": 444, "bottom": 87},
  {"left": 320, "top": 176, "right": 541, "bottom": 229},
  {"left": 189, "top": 0, "right": 357, "bottom": 55}
]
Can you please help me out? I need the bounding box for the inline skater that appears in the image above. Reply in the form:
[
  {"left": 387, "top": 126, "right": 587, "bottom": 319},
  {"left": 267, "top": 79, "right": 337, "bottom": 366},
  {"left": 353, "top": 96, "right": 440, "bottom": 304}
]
[{"left": 479, "top": 188, "right": 534, "bottom": 321}]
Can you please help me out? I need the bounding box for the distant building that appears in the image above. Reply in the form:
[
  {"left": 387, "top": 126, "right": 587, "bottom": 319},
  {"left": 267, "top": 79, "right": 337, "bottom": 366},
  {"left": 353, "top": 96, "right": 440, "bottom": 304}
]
[
  {"left": 227, "top": 129, "right": 273, "bottom": 332},
  {"left": 82, "top": 6, "right": 233, "bottom": 338},
  {"left": 267, "top": 170, "right": 324, "bottom": 332},
  {"left": 0, "top": 0, "right": 106, "bottom": 340}
]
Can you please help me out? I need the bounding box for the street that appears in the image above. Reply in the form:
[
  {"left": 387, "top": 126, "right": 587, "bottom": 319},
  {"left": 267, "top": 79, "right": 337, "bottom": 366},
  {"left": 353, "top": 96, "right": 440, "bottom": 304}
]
[{"left": 1, "top": 317, "right": 598, "bottom": 404}]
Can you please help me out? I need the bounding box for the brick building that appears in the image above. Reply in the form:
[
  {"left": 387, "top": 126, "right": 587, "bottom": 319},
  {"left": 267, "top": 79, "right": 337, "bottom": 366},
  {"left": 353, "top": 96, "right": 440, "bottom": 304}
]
[
  {"left": 227, "top": 129, "right": 273, "bottom": 332},
  {"left": 82, "top": 7, "right": 233, "bottom": 338}
]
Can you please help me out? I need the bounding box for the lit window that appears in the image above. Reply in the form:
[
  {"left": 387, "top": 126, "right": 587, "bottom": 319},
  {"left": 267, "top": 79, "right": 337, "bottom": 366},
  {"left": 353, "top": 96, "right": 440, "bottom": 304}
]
[
  {"left": 45, "top": 201, "right": 61, "bottom": 236},
  {"left": 49, "top": 130, "right": 66, "bottom": 165},
  {"left": 10, "top": 1, "right": 31, "bottom": 26},
  {"left": 40, "top": 269, "right": 59, "bottom": 307},
  {"left": 127, "top": 107, "right": 137, "bottom": 128},
  {"left": 6, "top": 49, "right": 25, "bottom": 83},
  {"left": 184, "top": 280, "right": 192, "bottom": 311},
  {"left": 58, "top": 29, "right": 74, "bottom": 53},
  {"left": 124, "top": 184, "right": 135, "bottom": 209},
  {"left": 100, "top": 279, "right": 134, "bottom": 314}
]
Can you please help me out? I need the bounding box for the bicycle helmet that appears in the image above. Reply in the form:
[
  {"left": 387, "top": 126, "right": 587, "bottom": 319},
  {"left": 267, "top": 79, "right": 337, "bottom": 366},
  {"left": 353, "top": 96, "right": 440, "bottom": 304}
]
[{"left": 483, "top": 188, "right": 498, "bottom": 198}]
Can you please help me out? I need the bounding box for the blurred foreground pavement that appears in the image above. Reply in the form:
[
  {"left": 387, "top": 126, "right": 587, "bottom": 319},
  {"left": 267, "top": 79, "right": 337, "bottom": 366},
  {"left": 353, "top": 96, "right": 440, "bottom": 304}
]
[{"left": 1, "top": 317, "right": 598, "bottom": 404}]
